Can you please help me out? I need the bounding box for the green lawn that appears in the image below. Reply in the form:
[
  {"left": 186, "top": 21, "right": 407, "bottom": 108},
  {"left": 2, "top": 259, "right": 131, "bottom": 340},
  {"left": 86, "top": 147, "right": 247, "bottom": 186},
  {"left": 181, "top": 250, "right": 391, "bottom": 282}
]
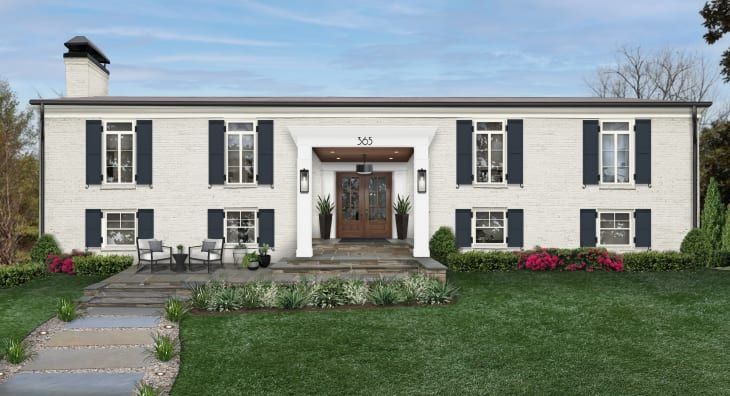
[
  {"left": 0, "top": 275, "right": 104, "bottom": 340},
  {"left": 173, "top": 271, "right": 730, "bottom": 395}
]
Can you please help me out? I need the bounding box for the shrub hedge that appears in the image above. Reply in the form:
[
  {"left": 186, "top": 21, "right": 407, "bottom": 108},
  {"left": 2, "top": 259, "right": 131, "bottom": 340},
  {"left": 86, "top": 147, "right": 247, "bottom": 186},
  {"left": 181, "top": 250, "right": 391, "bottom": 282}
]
[
  {"left": 429, "top": 227, "right": 457, "bottom": 264},
  {"left": 622, "top": 251, "right": 696, "bottom": 271},
  {"left": 73, "top": 255, "right": 133, "bottom": 276},
  {"left": 0, "top": 262, "right": 46, "bottom": 288},
  {"left": 30, "top": 234, "right": 61, "bottom": 263},
  {"left": 446, "top": 251, "right": 518, "bottom": 272}
]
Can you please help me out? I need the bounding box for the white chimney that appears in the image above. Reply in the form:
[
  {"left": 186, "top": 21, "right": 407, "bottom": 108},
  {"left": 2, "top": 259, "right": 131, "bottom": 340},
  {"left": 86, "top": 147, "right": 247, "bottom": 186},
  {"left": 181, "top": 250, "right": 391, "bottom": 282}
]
[{"left": 63, "top": 36, "right": 110, "bottom": 97}]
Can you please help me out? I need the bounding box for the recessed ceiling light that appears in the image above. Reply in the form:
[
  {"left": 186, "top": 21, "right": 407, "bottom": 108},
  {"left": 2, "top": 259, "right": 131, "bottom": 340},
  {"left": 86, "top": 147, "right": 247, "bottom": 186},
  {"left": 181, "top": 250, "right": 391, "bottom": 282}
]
[
  {"left": 329, "top": 151, "right": 335, "bottom": 154},
  {"left": 336, "top": 157, "right": 341, "bottom": 160},
  {"left": 389, "top": 157, "right": 394, "bottom": 160},
  {"left": 394, "top": 151, "right": 399, "bottom": 154}
]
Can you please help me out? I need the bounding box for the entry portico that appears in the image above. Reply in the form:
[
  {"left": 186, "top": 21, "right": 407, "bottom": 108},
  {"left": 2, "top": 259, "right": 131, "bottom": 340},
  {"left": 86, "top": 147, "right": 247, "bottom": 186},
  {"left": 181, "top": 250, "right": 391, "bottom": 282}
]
[{"left": 289, "top": 125, "right": 437, "bottom": 258}]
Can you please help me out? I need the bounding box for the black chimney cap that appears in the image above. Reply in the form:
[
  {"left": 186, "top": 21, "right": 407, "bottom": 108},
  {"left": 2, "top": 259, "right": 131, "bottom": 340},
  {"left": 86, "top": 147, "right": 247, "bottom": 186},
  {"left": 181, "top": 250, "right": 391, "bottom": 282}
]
[{"left": 63, "top": 36, "right": 110, "bottom": 71}]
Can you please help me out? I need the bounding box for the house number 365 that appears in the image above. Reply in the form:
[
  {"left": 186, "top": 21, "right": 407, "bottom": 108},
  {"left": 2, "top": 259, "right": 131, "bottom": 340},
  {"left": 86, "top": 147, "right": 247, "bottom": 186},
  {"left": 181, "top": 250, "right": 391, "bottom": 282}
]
[{"left": 357, "top": 136, "right": 374, "bottom": 146}]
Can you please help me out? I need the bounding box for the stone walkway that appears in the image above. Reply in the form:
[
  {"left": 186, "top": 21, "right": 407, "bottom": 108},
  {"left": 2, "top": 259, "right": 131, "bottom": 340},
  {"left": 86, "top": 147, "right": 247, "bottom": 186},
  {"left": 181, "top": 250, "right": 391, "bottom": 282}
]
[{"left": 0, "top": 307, "right": 179, "bottom": 396}]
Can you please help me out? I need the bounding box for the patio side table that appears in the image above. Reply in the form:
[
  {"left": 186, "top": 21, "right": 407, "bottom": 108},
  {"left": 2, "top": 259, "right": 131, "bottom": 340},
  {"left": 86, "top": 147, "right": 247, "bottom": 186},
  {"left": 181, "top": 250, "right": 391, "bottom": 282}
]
[{"left": 172, "top": 253, "right": 188, "bottom": 272}]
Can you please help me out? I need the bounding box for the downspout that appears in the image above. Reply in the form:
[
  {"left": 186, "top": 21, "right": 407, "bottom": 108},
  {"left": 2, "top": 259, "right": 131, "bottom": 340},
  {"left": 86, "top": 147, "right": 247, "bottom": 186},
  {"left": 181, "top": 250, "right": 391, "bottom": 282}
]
[
  {"left": 692, "top": 105, "right": 698, "bottom": 228},
  {"left": 39, "top": 103, "right": 45, "bottom": 235}
]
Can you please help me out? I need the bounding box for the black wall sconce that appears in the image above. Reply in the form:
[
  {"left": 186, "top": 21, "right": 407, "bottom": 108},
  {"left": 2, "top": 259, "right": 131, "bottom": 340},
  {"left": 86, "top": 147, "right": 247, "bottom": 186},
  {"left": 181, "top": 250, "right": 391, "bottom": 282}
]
[
  {"left": 300, "top": 169, "right": 309, "bottom": 193},
  {"left": 417, "top": 169, "right": 427, "bottom": 193}
]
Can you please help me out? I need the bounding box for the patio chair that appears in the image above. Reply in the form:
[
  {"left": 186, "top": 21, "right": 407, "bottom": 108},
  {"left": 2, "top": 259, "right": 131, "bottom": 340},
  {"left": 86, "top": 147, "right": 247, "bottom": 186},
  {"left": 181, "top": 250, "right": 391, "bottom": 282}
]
[
  {"left": 136, "top": 238, "right": 173, "bottom": 273},
  {"left": 189, "top": 239, "right": 224, "bottom": 273}
]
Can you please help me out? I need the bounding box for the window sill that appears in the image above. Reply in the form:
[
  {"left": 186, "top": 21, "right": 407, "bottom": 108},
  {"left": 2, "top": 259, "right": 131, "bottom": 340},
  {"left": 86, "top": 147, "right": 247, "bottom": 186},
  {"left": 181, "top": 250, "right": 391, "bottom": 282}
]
[
  {"left": 101, "top": 246, "right": 136, "bottom": 252},
  {"left": 224, "top": 243, "right": 259, "bottom": 250},
  {"left": 472, "top": 183, "right": 508, "bottom": 189},
  {"left": 598, "top": 184, "right": 635, "bottom": 190},
  {"left": 100, "top": 184, "right": 137, "bottom": 190},
  {"left": 471, "top": 243, "right": 508, "bottom": 250},
  {"left": 223, "top": 184, "right": 258, "bottom": 189}
]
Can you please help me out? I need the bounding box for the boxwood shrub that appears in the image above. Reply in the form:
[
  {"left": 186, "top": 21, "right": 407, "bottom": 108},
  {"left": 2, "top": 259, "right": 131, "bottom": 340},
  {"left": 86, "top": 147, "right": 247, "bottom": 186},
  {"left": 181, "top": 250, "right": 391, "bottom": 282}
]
[
  {"left": 73, "top": 255, "right": 133, "bottom": 276},
  {"left": 30, "top": 234, "right": 61, "bottom": 263},
  {"left": 446, "top": 251, "right": 519, "bottom": 272},
  {"left": 622, "top": 251, "right": 696, "bottom": 271},
  {"left": 430, "top": 227, "right": 458, "bottom": 264},
  {"left": 0, "top": 262, "right": 46, "bottom": 288}
]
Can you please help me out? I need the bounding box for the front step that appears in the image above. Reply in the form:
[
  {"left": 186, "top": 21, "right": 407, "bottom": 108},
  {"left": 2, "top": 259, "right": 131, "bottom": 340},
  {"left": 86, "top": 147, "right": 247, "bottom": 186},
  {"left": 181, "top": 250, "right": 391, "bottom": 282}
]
[
  {"left": 81, "top": 281, "right": 192, "bottom": 308},
  {"left": 272, "top": 259, "right": 422, "bottom": 274}
]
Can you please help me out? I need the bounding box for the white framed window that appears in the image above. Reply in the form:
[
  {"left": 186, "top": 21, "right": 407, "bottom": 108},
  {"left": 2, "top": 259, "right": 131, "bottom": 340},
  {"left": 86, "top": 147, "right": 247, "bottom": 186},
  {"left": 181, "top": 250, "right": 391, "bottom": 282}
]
[
  {"left": 598, "top": 210, "right": 632, "bottom": 247},
  {"left": 225, "top": 121, "right": 256, "bottom": 184},
  {"left": 473, "top": 209, "right": 507, "bottom": 246},
  {"left": 225, "top": 209, "right": 257, "bottom": 245},
  {"left": 103, "top": 211, "right": 136, "bottom": 247},
  {"left": 600, "top": 121, "right": 632, "bottom": 184},
  {"left": 474, "top": 121, "right": 506, "bottom": 184},
  {"left": 103, "top": 121, "right": 135, "bottom": 184}
]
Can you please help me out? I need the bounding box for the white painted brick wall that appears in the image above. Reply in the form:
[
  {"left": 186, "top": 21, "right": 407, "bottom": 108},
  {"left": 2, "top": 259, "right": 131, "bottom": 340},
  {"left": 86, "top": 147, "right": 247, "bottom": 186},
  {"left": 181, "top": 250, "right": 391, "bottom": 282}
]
[
  {"left": 44, "top": 112, "right": 694, "bottom": 262},
  {"left": 64, "top": 58, "right": 108, "bottom": 97}
]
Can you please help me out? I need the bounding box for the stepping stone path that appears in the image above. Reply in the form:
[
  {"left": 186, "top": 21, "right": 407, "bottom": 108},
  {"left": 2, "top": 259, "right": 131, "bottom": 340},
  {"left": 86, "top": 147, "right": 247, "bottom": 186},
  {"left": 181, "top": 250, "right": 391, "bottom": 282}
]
[{"left": 0, "top": 308, "right": 179, "bottom": 396}]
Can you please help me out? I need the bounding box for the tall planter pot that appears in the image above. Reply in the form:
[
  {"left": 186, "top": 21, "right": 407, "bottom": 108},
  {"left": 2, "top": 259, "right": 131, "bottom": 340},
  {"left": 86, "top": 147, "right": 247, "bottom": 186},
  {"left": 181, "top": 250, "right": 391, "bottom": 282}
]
[
  {"left": 319, "top": 214, "right": 333, "bottom": 240},
  {"left": 395, "top": 214, "right": 409, "bottom": 240}
]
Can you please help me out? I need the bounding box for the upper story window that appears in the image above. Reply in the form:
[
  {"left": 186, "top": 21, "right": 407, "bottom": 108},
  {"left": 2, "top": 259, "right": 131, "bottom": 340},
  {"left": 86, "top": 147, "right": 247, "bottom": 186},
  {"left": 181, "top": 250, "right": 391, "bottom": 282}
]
[
  {"left": 226, "top": 122, "right": 256, "bottom": 184},
  {"left": 474, "top": 209, "right": 506, "bottom": 245},
  {"left": 225, "top": 209, "right": 257, "bottom": 245},
  {"left": 104, "top": 211, "right": 136, "bottom": 247},
  {"left": 598, "top": 211, "right": 632, "bottom": 246},
  {"left": 104, "top": 122, "right": 135, "bottom": 184},
  {"left": 600, "top": 121, "right": 631, "bottom": 184},
  {"left": 474, "top": 121, "right": 506, "bottom": 184}
]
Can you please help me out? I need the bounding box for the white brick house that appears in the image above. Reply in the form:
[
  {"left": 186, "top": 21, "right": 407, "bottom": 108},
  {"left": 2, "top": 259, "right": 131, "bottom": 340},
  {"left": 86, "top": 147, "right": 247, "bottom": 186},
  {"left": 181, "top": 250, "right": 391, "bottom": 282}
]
[{"left": 31, "top": 37, "right": 710, "bottom": 263}]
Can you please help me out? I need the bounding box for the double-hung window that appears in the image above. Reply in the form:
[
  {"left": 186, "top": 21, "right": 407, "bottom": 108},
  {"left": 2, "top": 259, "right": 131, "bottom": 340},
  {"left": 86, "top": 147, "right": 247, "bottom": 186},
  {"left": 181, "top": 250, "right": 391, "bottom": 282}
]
[
  {"left": 600, "top": 121, "right": 632, "bottom": 184},
  {"left": 474, "top": 209, "right": 506, "bottom": 245},
  {"left": 104, "top": 122, "right": 135, "bottom": 184},
  {"left": 104, "top": 211, "right": 136, "bottom": 247},
  {"left": 226, "top": 122, "right": 256, "bottom": 184},
  {"left": 475, "top": 121, "right": 506, "bottom": 184},
  {"left": 598, "top": 211, "right": 632, "bottom": 246},
  {"left": 225, "top": 209, "right": 257, "bottom": 245}
]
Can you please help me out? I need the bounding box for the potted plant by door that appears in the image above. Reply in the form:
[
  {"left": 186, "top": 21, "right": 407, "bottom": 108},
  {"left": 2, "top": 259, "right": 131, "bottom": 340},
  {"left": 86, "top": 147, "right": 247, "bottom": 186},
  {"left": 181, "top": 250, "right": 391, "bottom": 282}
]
[
  {"left": 393, "top": 194, "right": 412, "bottom": 240},
  {"left": 258, "top": 244, "right": 271, "bottom": 267},
  {"left": 317, "top": 194, "right": 335, "bottom": 240},
  {"left": 243, "top": 252, "right": 259, "bottom": 270}
]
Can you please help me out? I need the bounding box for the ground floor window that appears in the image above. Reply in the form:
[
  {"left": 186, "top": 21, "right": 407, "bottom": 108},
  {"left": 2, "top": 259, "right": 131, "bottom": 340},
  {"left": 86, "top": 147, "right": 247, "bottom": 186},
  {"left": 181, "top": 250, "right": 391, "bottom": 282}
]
[
  {"left": 598, "top": 211, "right": 631, "bottom": 246},
  {"left": 104, "top": 211, "right": 136, "bottom": 246},
  {"left": 226, "top": 210, "right": 257, "bottom": 244},
  {"left": 474, "top": 209, "right": 506, "bottom": 245}
]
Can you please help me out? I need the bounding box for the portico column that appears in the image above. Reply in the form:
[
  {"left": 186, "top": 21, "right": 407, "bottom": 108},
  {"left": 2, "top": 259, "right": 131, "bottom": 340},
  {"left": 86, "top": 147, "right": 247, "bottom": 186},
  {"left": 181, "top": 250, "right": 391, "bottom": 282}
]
[
  {"left": 296, "top": 144, "right": 313, "bottom": 257},
  {"left": 412, "top": 143, "right": 429, "bottom": 257}
]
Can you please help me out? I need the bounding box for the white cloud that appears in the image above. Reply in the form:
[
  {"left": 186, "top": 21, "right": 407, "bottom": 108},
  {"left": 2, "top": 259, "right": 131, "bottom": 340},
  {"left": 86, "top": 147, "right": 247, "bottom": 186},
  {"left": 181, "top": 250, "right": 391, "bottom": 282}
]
[{"left": 81, "top": 27, "right": 286, "bottom": 47}]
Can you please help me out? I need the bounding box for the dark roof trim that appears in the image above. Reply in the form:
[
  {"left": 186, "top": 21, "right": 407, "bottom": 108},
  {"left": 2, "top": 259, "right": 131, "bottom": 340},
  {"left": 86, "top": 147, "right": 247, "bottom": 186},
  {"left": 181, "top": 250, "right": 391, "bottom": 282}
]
[
  {"left": 63, "top": 36, "right": 110, "bottom": 74},
  {"left": 29, "top": 96, "right": 713, "bottom": 108}
]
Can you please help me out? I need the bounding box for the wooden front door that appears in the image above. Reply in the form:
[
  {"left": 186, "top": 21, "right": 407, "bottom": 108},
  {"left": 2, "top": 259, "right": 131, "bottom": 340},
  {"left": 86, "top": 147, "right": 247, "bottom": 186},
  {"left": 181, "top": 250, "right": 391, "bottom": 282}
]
[{"left": 336, "top": 172, "right": 392, "bottom": 238}]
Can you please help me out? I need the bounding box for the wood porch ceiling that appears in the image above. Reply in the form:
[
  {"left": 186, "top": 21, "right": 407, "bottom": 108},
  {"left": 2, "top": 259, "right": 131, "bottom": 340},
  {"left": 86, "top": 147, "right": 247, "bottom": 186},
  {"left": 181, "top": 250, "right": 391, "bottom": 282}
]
[{"left": 313, "top": 147, "right": 413, "bottom": 162}]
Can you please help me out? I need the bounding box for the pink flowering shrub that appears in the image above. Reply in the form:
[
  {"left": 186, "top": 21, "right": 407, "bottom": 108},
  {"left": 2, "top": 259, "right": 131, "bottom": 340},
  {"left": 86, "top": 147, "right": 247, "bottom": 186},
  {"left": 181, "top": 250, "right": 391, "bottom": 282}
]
[
  {"left": 518, "top": 247, "right": 624, "bottom": 272},
  {"left": 47, "top": 251, "right": 88, "bottom": 275}
]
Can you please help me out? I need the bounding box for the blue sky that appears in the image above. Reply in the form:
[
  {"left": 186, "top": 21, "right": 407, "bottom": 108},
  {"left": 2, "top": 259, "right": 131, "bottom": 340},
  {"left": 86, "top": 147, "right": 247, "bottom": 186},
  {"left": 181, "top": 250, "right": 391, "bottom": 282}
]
[{"left": 0, "top": 0, "right": 726, "bottom": 106}]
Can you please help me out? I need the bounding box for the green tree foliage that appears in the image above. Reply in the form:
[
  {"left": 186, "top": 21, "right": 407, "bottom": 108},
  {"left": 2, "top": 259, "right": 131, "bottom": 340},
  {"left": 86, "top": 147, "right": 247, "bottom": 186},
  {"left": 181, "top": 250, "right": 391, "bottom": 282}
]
[
  {"left": 700, "top": 121, "right": 730, "bottom": 204},
  {"left": 722, "top": 205, "right": 730, "bottom": 252},
  {"left": 702, "top": 178, "right": 725, "bottom": 251},
  {"left": 701, "top": 1, "right": 730, "bottom": 82},
  {"left": 0, "top": 79, "right": 37, "bottom": 264}
]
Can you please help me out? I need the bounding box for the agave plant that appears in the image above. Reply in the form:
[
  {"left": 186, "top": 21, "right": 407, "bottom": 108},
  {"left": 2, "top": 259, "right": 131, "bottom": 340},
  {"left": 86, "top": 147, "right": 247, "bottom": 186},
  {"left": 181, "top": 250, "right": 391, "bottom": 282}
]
[
  {"left": 393, "top": 194, "right": 412, "bottom": 215},
  {"left": 316, "top": 194, "right": 335, "bottom": 215}
]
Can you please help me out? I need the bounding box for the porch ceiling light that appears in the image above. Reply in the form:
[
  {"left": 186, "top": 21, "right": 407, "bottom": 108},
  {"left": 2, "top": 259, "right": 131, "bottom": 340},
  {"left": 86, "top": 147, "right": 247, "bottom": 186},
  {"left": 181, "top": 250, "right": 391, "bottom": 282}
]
[
  {"left": 300, "top": 169, "right": 310, "bottom": 193},
  {"left": 356, "top": 154, "right": 373, "bottom": 175},
  {"left": 417, "top": 169, "right": 427, "bottom": 193}
]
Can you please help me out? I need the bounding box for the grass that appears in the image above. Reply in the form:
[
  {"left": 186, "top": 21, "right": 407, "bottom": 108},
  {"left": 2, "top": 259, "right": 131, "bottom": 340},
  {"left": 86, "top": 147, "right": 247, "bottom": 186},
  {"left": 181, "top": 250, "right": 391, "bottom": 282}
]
[
  {"left": 173, "top": 271, "right": 730, "bottom": 395},
  {"left": 0, "top": 274, "right": 104, "bottom": 341}
]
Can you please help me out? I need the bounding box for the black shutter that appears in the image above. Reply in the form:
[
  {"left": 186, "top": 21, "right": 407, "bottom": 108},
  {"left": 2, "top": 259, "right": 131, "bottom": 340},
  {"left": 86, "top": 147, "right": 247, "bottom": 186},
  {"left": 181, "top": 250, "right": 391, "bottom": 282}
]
[
  {"left": 137, "top": 209, "right": 154, "bottom": 239},
  {"left": 455, "top": 209, "right": 472, "bottom": 248},
  {"left": 580, "top": 209, "right": 597, "bottom": 247},
  {"left": 207, "top": 209, "right": 225, "bottom": 240},
  {"left": 208, "top": 121, "right": 225, "bottom": 185},
  {"left": 86, "top": 120, "right": 102, "bottom": 185},
  {"left": 583, "top": 120, "right": 600, "bottom": 185},
  {"left": 136, "top": 120, "right": 153, "bottom": 185},
  {"left": 635, "top": 209, "right": 651, "bottom": 248},
  {"left": 507, "top": 119, "right": 523, "bottom": 185},
  {"left": 85, "top": 209, "right": 102, "bottom": 247},
  {"left": 258, "top": 209, "right": 275, "bottom": 247},
  {"left": 507, "top": 209, "right": 524, "bottom": 247},
  {"left": 635, "top": 119, "right": 651, "bottom": 185},
  {"left": 257, "top": 120, "right": 274, "bottom": 185},
  {"left": 456, "top": 120, "right": 473, "bottom": 185}
]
